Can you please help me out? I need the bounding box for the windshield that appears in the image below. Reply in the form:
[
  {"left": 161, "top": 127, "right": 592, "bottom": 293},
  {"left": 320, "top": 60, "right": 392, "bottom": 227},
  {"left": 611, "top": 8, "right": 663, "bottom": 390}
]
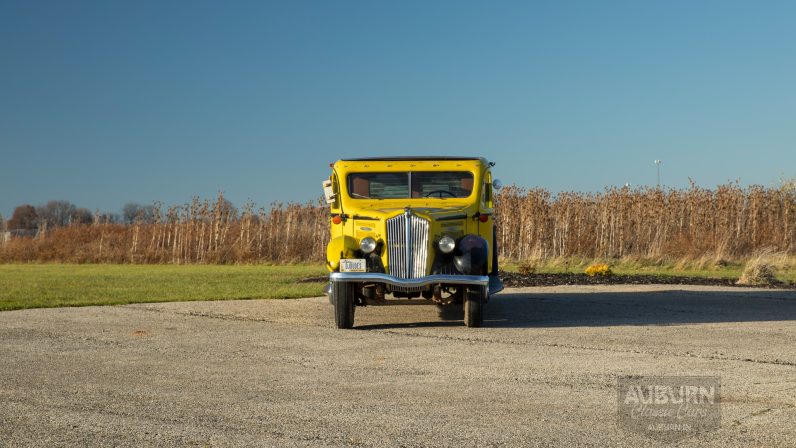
[{"left": 347, "top": 171, "right": 474, "bottom": 199}]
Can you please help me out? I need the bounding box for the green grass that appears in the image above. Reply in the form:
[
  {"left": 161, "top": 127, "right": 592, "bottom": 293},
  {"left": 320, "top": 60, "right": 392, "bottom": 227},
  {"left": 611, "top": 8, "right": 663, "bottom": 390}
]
[
  {"left": 502, "top": 257, "right": 796, "bottom": 283},
  {"left": 0, "top": 264, "right": 329, "bottom": 311},
  {"left": 3, "top": 258, "right": 794, "bottom": 312},
  {"left": 502, "top": 259, "right": 741, "bottom": 278}
]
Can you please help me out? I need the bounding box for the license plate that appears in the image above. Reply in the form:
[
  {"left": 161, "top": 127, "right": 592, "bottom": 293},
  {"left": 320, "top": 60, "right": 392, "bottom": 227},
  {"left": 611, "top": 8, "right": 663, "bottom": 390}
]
[{"left": 340, "top": 259, "right": 366, "bottom": 272}]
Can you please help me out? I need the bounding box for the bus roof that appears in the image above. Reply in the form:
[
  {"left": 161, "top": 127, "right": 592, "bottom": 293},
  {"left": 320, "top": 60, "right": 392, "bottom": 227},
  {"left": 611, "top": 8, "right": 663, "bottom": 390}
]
[{"left": 340, "top": 156, "right": 485, "bottom": 162}]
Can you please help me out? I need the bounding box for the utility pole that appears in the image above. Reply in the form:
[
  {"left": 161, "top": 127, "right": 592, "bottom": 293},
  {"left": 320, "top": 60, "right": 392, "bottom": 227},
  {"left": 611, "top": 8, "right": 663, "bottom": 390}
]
[{"left": 654, "top": 160, "right": 662, "bottom": 187}]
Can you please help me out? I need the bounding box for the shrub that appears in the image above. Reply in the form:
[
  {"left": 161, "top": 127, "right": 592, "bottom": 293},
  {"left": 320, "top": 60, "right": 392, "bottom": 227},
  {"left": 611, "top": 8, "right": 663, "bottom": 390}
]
[
  {"left": 737, "top": 259, "right": 779, "bottom": 286},
  {"left": 517, "top": 260, "right": 536, "bottom": 275},
  {"left": 585, "top": 263, "right": 613, "bottom": 277}
]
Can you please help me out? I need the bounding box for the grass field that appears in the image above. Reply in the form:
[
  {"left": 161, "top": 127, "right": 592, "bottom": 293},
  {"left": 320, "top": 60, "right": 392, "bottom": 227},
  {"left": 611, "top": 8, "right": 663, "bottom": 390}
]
[
  {"left": 1, "top": 258, "right": 794, "bottom": 312},
  {"left": 0, "top": 264, "right": 328, "bottom": 311},
  {"left": 502, "top": 257, "right": 796, "bottom": 283}
]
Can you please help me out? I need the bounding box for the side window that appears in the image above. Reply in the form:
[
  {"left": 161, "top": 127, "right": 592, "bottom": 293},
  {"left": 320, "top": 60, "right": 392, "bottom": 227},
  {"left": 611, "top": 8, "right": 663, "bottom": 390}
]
[{"left": 331, "top": 173, "right": 341, "bottom": 211}]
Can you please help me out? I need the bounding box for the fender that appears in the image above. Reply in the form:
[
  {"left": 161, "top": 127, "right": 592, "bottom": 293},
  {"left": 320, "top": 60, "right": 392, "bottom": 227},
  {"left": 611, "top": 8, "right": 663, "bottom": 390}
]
[
  {"left": 326, "top": 235, "right": 360, "bottom": 271},
  {"left": 453, "top": 234, "right": 489, "bottom": 275}
]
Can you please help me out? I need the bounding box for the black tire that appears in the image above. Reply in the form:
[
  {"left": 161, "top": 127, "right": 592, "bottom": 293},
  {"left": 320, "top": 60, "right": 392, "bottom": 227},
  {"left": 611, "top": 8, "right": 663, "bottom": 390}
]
[
  {"left": 492, "top": 229, "right": 499, "bottom": 275},
  {"left": 332, "top": 281, "right": 356, "bottom": 329},
  {"left": 464, "top": 285, "right": 486, "bottom": 327}
]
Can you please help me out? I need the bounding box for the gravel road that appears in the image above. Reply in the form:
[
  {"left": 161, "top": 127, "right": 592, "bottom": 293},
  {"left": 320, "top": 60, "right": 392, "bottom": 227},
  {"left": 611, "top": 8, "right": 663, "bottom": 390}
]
[{"left": 2, "top": 285, "right": 795, "bottom": 447}]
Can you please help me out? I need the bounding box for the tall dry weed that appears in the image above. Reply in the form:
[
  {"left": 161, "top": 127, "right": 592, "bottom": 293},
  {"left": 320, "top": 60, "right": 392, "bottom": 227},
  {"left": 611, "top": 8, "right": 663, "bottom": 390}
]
[
  {"left": 495, "top": 183, "right": 794, "bottom": 262},
  {"left": 1, "top": 184, "right": 793, "bottom": 264}
]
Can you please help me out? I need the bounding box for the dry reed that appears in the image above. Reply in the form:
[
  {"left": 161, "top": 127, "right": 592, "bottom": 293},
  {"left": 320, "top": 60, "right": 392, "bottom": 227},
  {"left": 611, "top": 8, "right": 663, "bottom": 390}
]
[
  {"left": 1, "top": 185, "right": 793, "bottom": 264},
  {"left": 495, "top": 183, "right": 794, "bottom": 262},
  {"left": 0, "top": 193, "right": 328, "bottom": 264}
]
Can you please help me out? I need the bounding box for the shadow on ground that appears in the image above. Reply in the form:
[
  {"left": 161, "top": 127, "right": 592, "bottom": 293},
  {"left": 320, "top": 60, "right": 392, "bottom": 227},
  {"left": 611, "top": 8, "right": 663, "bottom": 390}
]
[{"left": 355, "top": 289, "right": 796, "bottom": 330}]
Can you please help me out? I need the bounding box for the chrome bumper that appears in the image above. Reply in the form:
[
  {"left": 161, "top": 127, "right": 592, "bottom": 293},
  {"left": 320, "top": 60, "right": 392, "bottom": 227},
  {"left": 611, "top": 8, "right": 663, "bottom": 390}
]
[{"left": 329, "top": 272, "right": 489, "bottom": 288}]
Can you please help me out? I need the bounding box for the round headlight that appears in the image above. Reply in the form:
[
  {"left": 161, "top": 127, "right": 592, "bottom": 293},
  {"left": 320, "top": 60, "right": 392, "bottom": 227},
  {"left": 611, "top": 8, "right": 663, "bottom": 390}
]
[
  {"left": 360, "top": 237, "right": 377, "bottom": 254},
  {"left": 438, "top": 235, "right": 456, "bottom": 254}
]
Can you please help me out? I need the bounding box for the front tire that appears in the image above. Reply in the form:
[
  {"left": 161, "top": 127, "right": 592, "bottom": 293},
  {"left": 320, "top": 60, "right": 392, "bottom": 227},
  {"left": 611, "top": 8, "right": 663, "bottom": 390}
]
[
  {"left": 332, "top": 281, "right": 356, "bottom": 329},
  {"left": 464, "top": 285, "right": 486, "bottom": 327},
  {"left": 492, "top": 229, "right": 499, "bottom": 275}
]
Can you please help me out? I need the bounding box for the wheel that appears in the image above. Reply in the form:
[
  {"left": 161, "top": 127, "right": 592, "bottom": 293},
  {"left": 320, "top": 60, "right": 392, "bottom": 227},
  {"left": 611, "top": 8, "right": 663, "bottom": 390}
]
[
  {"left": 452, "top": 288, "right": 464, "bottom": 305},
  {"left": 332, "top": 281, "right": 356, "bottom": 329},
  {"left": 491, "top": 229, "right": 499, "bottom": 275},
  {"left": 464, "top": 285, "right": 486, "bottom": 327}
]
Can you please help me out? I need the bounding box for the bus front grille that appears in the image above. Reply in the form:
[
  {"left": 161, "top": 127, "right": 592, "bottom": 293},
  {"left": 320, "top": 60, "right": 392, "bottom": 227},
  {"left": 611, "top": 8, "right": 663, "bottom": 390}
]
[{"left": 386, "top": 211, "right": 429, "bottom": 290}]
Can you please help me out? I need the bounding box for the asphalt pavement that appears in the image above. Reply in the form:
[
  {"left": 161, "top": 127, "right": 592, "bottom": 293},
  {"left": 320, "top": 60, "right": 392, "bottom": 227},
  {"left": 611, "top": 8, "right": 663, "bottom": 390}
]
[{"left": 1, "top": 285, "right": 795, "bottom": 447}]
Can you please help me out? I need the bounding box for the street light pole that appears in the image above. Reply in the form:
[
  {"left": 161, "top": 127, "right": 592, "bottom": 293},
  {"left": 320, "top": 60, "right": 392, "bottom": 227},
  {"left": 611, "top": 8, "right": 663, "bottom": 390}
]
[{"left": 654, "top": 160, "right": 662, "bottom": 187}]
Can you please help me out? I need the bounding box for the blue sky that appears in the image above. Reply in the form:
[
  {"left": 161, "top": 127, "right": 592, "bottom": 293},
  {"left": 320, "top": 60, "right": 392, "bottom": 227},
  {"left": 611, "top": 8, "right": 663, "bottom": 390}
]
[{"left": 1, "top": 0, "right": 794, "bottom": 217}]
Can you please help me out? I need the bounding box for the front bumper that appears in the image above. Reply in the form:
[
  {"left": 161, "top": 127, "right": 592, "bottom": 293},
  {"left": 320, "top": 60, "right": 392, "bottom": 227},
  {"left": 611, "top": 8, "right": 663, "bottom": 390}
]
[{"left": 329, "top": 272, "right": 489, "bottom": 288}]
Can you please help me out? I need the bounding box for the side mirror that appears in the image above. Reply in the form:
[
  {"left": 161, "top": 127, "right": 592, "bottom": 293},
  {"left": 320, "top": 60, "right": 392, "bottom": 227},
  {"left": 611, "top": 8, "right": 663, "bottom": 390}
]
[
  {"left": 322, "top": 180, "right": 336, "bottom": 204},
  {"left": 492, "top": 179, "right": 503, "bottom": 190}
]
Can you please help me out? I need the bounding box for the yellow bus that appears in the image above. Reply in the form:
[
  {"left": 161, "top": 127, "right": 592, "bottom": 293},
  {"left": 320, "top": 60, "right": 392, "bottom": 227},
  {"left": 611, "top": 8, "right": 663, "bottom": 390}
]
[{"left": 323, "top": 156, "right": 503, "bottom": 328}]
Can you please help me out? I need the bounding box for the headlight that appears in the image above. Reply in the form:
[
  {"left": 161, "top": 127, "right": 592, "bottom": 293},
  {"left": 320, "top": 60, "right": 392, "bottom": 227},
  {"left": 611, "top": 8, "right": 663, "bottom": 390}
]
[
  {"left": 359, "top": 237, "right": 377, "bottom": 254},
  {"left": 438, "top": 235, "right": 456, "bottom": 254}
]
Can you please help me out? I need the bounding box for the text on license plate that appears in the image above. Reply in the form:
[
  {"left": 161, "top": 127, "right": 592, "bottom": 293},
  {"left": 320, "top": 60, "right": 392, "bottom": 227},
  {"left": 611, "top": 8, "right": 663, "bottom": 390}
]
[{"left": 340, "top": 259, "right": 366, "bottom": 272}]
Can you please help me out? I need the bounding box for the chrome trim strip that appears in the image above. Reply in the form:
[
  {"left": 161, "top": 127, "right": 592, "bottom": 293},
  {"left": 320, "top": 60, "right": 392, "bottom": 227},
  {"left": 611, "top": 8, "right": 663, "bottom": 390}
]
[
  {"left": 387, "top": 214, "right": 405, "bottom": 278},
  {"left": 413, "top": 213, "right": 428, "bottom": 279},
  {"left": 329, "top": 272, "right": 488, "bottom": 287},
  {"left": 404, "top": 209, "right": 412, "bottom": 277}
]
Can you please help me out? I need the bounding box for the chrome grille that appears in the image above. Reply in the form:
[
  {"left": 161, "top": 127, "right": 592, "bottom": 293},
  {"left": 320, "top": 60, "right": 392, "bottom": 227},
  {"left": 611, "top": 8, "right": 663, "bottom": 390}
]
[{"left": 386, "top": 211, "right": 429, "bottom": 281}]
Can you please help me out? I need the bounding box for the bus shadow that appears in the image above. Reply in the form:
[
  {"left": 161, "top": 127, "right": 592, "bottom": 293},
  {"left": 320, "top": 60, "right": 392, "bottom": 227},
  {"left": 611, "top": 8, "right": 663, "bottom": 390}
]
[{"left": 356, "top": 289, "right": 796, "bottom": 330}]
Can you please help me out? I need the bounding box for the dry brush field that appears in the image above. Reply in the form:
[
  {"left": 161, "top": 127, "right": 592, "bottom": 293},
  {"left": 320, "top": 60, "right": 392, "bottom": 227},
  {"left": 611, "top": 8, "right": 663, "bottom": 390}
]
[{"left": 1, "top": 184, "right": 794, "bottom": 265}]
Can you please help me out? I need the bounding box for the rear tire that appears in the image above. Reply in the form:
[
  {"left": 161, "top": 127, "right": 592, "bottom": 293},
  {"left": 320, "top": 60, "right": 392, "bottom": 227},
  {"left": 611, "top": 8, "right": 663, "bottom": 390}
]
[
  {"left": 332, "top": 281, "right": 356, "bottom": 329},
  {"left": 464, "top": 285, "right": 486, "bottom": 327}
]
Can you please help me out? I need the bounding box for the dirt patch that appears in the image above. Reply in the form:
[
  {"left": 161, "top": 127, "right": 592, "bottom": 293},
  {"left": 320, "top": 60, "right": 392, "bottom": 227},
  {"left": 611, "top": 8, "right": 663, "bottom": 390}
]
[{"left": 500, "top": 271, "right": 795, "bottom": 289}]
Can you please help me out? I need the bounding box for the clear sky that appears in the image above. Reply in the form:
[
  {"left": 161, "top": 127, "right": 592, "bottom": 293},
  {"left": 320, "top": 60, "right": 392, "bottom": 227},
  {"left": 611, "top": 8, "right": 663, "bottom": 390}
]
[{"left": 1, "top": 0, "right": 794, "bottom": 217}]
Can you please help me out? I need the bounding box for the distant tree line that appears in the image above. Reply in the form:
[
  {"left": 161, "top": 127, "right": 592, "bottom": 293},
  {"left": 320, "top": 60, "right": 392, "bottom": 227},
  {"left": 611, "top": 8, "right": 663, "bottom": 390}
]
[
  {"left": 3, "top": 199, "right": 241, "bottom": 233},
  {"left": 6, "top": 201, "right": 92, "bottom": 231},
  {"left": 3, "top": 200, "right": 169, "bottom": 232}
]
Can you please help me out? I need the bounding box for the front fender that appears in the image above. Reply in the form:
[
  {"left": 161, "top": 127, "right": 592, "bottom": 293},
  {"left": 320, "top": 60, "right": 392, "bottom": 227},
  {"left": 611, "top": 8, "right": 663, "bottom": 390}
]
[{"left": 326, "top": 236, "right": 360, "bottom": 271}]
